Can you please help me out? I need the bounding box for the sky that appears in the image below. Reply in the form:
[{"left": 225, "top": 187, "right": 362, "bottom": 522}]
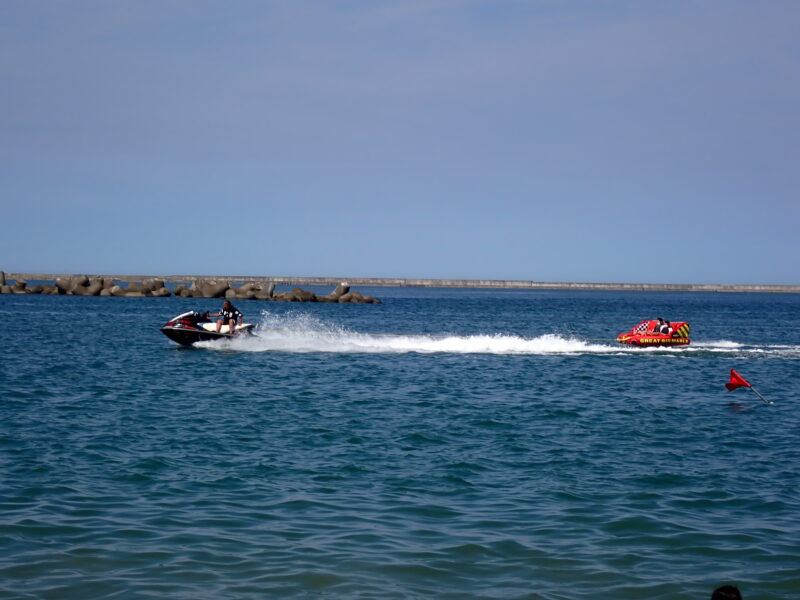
[{"left": 1, "top": 0, "right": 798, "bottom": 285}]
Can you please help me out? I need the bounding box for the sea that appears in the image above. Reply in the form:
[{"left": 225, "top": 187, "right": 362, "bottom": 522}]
[{"left": 1, "top": 287, "right": 799, "bottom": 600}]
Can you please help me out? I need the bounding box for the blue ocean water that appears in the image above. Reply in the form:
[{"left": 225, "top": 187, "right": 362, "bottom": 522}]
[{"left": 1, "top": 288, "right": 799, "bottom": 600}]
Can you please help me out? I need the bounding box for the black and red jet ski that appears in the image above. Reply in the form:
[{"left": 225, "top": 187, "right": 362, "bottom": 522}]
[{"left": 160, "top": 311, "right": 255, "bottom": 346}]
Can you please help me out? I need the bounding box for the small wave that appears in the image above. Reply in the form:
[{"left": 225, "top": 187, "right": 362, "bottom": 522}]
[
  {"left": 683, "top": 341, "right": 800, "bottom": 356},
  {"left": 691, "top": 340, "right": 744, "bottom": 349}
]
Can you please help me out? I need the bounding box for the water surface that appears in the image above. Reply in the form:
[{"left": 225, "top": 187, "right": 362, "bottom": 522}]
[{"left": 1, "top": 289, "right": 799, "bottom": 599}]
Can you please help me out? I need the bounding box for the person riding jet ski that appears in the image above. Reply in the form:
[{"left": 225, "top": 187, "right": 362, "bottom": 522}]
[{"left": 209, "top": 300, "right": 244, "bottom": 334}]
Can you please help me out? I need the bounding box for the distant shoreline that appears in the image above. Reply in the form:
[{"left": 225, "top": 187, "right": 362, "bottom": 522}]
[{"left": 7, "top": 273, "right": 800, "bottom": 293}]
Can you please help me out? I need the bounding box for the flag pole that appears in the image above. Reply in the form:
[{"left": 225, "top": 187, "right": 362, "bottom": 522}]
[{"left": 749, "top": 386, "right": 773, "bottom": 405}]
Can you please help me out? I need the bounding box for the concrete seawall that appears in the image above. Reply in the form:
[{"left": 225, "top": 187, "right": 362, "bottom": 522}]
[{"left": 7, "top": 273, "right": 800, "bottom": 293}]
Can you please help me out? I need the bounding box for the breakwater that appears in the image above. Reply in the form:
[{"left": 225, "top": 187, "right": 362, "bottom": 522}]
[
  {"left": 3, "top": 272, "right": 799, "bottom": 293},
  {"left": 0, "top": 272, "right": 379, "bottom": 304}
]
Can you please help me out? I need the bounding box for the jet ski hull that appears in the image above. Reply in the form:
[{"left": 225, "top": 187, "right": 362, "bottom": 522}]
[
  {"left": 160, "top": 311, "right": 254, "bottom": 346},
  {"left": 161, "top": 324, "right": 254, "bottom": 346}
]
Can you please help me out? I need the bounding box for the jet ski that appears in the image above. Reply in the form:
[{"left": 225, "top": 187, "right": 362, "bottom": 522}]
[
  {"left": 617, "top": 319, "right": 690, "bottom": 347},
  {"left": 160, "top": 311, "right": 255, "bottom": 346}
]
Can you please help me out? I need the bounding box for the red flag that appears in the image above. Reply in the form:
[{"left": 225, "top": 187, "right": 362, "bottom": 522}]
[{"left": 726, "top": 369, "right": 751, "bottom": 391}]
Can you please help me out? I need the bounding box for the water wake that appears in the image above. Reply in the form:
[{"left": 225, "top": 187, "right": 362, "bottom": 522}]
[{"left": 194, "top": 311, "right": 800, "bottom": 357}]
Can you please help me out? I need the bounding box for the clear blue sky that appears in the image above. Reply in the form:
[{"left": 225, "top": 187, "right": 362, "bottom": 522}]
[{"left": 2, "top": 1, "right": 798, "bottom": 284}]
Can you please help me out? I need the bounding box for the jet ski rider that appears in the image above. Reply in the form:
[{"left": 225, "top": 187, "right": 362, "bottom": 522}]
[{"left": 210, "top": 300, "right": 243, "bottom": 334}]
